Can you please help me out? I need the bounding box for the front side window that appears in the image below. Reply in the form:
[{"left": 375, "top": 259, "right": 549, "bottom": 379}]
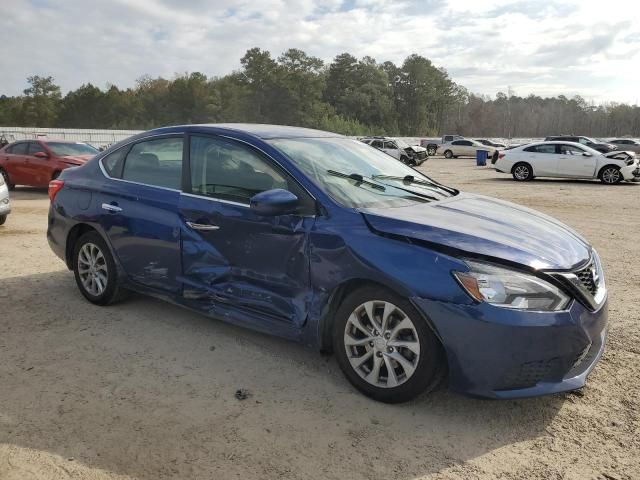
[
  {"left": 371, "top": 140, "right": 383, "bottom": 148},
  {"left": 384, "top": 141, "right": 398, "bottom": 150},
  {"left": 559, "top": 144, "right": 585, "bottom": 155},
  {"left": 121, "top": 137, "right": 183, "bottom": 189},
  {"left": 190, "top": 136, "right": 291, "bottom": 204}
]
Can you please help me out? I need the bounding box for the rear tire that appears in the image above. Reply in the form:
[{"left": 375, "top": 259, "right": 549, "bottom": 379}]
[
  {"left": 427, "top": 146, "right": 437, "bottom": 156},
  {"left": 333, "top": 285, "right": 445, "bottom": 403},
  {"left": 444, "top": 150, "right": 453, "bottom": 159},
  {"left": 0, "top": 215, "right": 6, "bottom": 226},
  {"left": 599, "top": 166, "right": 622, "bottom": 184},
  {"left": 73, "top": 231, "right": 127, "bottom": 305},
  {"left": 512, "top": 162, "right": 534, "bottom": 181}
]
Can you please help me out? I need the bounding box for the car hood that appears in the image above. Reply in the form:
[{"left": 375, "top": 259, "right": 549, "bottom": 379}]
[
  {"left": 59, "top": 155, "right": 93, "bottom": 165},
  {"left": 408, "top": 145, "right": 427, "bottom": 152},
  {"left": 360, "top": 193, "right": 591, "bottom": 271}
]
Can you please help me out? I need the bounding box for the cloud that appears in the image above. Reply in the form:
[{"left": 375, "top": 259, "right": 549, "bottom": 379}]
[{"left": 1, "top": 0, "right": 639, "bottom": 104}]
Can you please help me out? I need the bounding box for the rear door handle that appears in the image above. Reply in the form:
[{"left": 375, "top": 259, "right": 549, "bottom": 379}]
[
  {"left": 186, "top": 221, "right": 220, "bottom": 231},
  {"left": 101, "top": 203, "right": 122, "bottom": 213}
]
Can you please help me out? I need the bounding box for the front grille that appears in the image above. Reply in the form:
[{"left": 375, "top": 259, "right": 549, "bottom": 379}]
[
  {"left": 495, "top": 358, "right": 562, "bottom": 390},
  {"left": 575, "top": 261, "right": 597, "bottom": 296}
]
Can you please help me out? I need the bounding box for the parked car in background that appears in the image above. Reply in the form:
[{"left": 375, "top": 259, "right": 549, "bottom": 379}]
[
  {"left": 475, "top": 139, "right": 506, "bottom": 149},
  {"left": 544, "top": 136, "right": 617, "bottom": 153},
  {"left": 494, "top": 141, "right": 640, "bottom": 184},
  {"left": 361, "top": 137, "right": 427, "bottom": 166},
  {"left": 608, "top": 138, "right": 640, "bottom": 153},
  {"left": 421, "top": 135, "right": 464, "bottom": 156},
  {"left": 0, "top": 170, "right": 11, "bottom": 225},
  {"left": 0, "top": 140, "right": 99, "bottom": 189},
  {"left": 439, "top": 139, "right": 498, "bottom": 161},
  {"left": 48, "top": 124, "right": 608, "bottom": 402}
]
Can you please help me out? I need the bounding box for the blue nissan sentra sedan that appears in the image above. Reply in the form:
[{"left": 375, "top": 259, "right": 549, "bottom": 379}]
[{"left": 47, "top": 124, "right": 607, "bottom": 403}]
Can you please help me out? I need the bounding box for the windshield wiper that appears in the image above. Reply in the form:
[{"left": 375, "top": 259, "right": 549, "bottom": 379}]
[
  {"left": 327, "top": 170, "right": 386, "bottom": 191},
  {"left": 373, "top": 175, "right": 457, "bottom": 196}
]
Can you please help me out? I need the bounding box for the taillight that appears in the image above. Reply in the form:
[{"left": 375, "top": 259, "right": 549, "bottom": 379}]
[
  {"left": 498, "top": 153, "right": 505, "bottom": 159},
  {"left": 48, "top": 180, "right": 65, "bottom": 202}
]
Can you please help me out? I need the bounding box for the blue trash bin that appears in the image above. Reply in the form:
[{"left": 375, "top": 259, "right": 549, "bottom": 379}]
[{"left": 476, "top": 150, "right": 488, "bottom": 166}]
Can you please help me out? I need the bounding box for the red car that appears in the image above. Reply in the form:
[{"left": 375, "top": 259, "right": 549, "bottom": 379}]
[{"left": 0, "top": 139, "right": 99, "bottom": 189}]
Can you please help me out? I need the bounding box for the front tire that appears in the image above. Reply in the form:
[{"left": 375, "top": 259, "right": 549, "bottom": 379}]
[
  {"left": 599, "top": 166, "right": 622, "bottom": 184},
  {"left": 427, "top": 146, "right": 437, "bottom": 156},
  {"left": 333, "top": 286, "right": 445, "bottom": 403},
  {"left": 512, "top": 162, "right": 534, "bottom": 181},
  {"left": 0, "top": 215, "right": 6, "bottom": 226},
  {"left": 73, "top": 231, "right": 126, "bottom": 305}
]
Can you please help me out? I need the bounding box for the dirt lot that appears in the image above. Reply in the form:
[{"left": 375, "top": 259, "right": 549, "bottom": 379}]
[{"left": 0, "top": 157, "right": 639, "bottom": 480}]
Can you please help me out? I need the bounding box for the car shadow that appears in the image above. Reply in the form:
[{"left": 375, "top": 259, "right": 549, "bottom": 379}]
[{"left": 0, "top": 270, "right": 565, "bottom": 479}]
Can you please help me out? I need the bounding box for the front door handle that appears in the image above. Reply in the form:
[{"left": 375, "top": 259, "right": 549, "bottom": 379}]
[
  {"left": 101, "top": 203, "right": 122, "bottom": 213},
  {"left": 186, "top": 221, "right": 220, "bottom": 231}
]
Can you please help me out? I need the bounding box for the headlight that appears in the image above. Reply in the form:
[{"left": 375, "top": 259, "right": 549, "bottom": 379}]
[{"left": 453, "top": 261, "right": 570, "bottom": 311}]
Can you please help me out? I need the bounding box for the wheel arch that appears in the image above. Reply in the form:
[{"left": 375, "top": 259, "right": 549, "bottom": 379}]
[
  {"left": 317, "top": 278, "right": 443, "bottom": 354},
  {"left": 65, "top": 223, "right": 100, "bottom": 269},
  {"left": 597, "top": 163, "right": 621, "bottom": 178},
  {"left": 511, "top": 161, "right": 535, "bottom": 176}
]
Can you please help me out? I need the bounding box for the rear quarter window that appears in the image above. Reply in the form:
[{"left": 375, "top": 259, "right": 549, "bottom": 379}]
[{"left": 101, "top": 147, "right": 128, "bottom": 178}]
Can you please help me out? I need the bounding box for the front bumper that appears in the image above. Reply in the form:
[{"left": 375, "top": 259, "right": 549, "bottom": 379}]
[
  {"left": 0, "top": 197, "right": 10, "bottom": 216},
  {"left": 621, "top": 164, "right": 640, "bottom": 181},
  {"left": 413, "top": 296, "right": 608, "bottom": 399}
]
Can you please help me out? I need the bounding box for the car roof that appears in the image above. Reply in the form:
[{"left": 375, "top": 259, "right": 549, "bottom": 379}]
[{"left": 161, "top": 123, "right": 344, "bottom": 140}]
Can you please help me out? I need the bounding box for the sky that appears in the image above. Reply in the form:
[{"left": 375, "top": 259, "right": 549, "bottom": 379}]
[{"left": 2, "top": 0, "right": 640, "bottom": 104}]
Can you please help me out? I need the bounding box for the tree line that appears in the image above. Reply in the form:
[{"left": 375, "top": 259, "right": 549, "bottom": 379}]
[{"left": 1, "top": 47, "right": 639, "bottom": 138}]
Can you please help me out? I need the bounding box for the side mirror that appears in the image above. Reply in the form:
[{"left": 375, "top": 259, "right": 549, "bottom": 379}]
[
  {"left": 250, "top": 189, "right": 299, "bottom": 216},
  {"left": 34, "top": 151, "right": 48, "bottom": 158},
  {"left": 582, "top": 152, "right": 592, "bottom": 157}
]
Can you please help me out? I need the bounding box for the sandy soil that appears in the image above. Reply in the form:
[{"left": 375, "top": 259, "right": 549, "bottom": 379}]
[{"left": 0, "top": 157, "right": 639, "bottom": 480}]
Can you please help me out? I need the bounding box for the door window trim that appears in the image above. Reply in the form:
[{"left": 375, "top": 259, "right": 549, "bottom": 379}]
[{"left": 98, "top": 133, "right": 185, "bottom": 193}]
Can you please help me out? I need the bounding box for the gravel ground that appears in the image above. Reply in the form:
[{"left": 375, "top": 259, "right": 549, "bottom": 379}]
[{"left": 0, "top": 157, "right": 638, "bottom": 480}]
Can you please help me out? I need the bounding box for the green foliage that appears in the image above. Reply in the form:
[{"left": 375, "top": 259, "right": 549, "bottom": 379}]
[{"left": 1, "top": 49, "right": 639, "bottom": 137}]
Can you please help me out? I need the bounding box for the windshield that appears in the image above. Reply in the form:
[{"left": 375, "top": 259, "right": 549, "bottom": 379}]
[
  {"left": 269, "top": 137, "right": 455, "bottom": 208},
  {"left": 47, "top": 142, "right": 99, "bottom": 157}
]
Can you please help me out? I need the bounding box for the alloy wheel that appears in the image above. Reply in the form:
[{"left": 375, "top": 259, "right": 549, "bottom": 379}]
[
  {"left": 77, "top": 242, "right": 108, "bottom": 296},
  {"left": 343, "top": 300, "right": 421, "bottom": 388},
  {"left": 514, "top": 165, "right": 530, "bottom": 180},
  {"left": 602, "top": 167, "right": 621, "bottom": 184}
]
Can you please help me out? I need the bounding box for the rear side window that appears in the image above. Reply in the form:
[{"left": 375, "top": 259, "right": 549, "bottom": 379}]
[
  {"left": 189, "top": 135, "right": 315, "bottom": 213},
  {"left": 7, "top": 143, "right": 27, "bottom": 154},
  {"left": 524, "top": 144, "right": 557, "bottom": 154},
  {"left": 371, "top": 140, "right": 383, "bottom": 148},
  {"left": 121, "top": 137, "right": 183, "bottom": 189}
]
